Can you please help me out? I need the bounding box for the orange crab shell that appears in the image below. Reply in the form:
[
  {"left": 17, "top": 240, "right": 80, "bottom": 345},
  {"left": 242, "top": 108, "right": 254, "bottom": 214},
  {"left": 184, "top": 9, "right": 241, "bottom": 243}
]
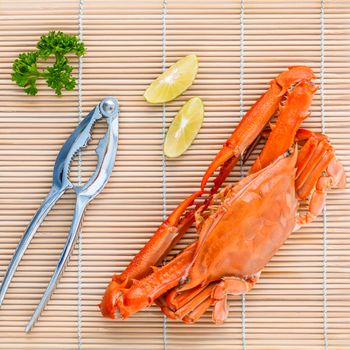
[{"left": 181, "top": 148, "right": 299, "bottom": 291}]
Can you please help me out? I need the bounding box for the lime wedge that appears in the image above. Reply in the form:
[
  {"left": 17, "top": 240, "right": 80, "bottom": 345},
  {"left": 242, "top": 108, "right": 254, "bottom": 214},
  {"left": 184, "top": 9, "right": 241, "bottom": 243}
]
[
  {"left": 164, "top": 97, "right": 204, "bottom": 158},
  {"left": 144, "top": 54, "right": 198, "bottom": 104}
]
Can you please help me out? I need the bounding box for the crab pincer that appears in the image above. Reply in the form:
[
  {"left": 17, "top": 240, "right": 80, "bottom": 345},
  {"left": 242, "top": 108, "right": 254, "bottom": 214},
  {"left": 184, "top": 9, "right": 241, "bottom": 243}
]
[
  {"left": 201, "top": 66, "right": 315, "bottom": 192},
  {"left": 99, "top": 191, "right": 203, "bottom": 318}
]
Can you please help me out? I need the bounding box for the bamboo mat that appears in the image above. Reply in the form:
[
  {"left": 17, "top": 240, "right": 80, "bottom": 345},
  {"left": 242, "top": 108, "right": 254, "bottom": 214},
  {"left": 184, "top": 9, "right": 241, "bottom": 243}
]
[{"left": 0, "top": 0, "right": 350, "bottom": 349}]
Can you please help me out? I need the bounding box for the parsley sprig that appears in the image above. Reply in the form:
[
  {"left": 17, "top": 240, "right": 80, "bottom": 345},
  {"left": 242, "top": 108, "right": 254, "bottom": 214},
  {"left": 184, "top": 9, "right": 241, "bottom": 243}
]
[{"left": 12, "top": 31, "right": 85, "bottom": 96}]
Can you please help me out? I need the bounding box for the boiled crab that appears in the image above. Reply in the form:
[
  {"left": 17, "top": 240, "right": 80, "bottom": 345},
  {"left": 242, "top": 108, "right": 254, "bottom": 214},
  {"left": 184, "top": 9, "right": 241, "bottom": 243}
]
[{"left": 99, "top": 66, "right": 346, "bottom": 324}]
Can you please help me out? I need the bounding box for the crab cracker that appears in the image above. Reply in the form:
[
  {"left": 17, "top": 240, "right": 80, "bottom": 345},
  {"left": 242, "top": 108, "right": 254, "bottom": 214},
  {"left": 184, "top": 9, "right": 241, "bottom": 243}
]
[{"left": 0, "top": 97, "right": 119, "bottom": 332}]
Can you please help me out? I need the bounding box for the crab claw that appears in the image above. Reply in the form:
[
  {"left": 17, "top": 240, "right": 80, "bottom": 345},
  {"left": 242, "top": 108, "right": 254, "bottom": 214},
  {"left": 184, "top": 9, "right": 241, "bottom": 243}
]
[
  {"left": 114, "top": 243, "right": 197, "bottom": 319},
  {"left": 99, "top": 191, "right": 204, "bottom": 320},
  {"left": 99, "top": 278, "right": 128, "bottom": 319},
  {"left": 201, "top": 66, "right": 315, "bottom": 191}
]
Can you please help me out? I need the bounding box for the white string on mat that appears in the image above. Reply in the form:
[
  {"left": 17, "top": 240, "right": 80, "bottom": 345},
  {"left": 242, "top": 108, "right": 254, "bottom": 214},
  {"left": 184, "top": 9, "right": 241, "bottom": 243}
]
[
  {"left": 239, "top": 0, "right": 247, "bottom": 349},
  {"left": 320, "top": 0, "right": 329, "bottom": 348},
  {"left": 77, "top": 0, "right": 84, "bottom": 348},
  {"left": 161, "top": 0, "right": 168, "bottom": 349}
]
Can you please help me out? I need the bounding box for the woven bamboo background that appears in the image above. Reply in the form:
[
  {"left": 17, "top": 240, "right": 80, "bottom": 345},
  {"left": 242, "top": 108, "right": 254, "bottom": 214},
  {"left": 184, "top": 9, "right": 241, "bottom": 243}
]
[{"left": 0, "top": 0, "right": 350, "bottom": 349}]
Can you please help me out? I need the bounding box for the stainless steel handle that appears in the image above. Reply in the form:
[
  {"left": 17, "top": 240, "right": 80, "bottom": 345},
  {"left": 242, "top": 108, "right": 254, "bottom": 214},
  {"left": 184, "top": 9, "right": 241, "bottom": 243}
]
[
  {"left": 25, "top": 195, "right": 89, "bottom": 333},
  {"left": 0, "top": 187, "right": 65, "bottom": 306}
]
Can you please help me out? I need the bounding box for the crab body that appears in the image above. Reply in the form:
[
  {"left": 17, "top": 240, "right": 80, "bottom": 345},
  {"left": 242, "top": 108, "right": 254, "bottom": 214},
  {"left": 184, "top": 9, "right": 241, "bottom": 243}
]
[{"left": 183, "top": 149, "right": 298, "bottom": 291}]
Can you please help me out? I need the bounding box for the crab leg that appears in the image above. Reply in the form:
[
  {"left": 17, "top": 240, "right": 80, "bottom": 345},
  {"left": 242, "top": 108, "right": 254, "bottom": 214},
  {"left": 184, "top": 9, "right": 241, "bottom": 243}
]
[
  {"left": 211, "top": 276, "right": 258, "bottom": 324},
  {"left": 160, "top": 284, "right": 216, "bottom": 323},
  {"left": 174, "top": 284, "right": 216, "bottom": 320},
  {"left": 165, "top": 283, "right": 205, "bottom": 311},
  {"left": 154, "top": 296, "right": 178, "bottom": 320},
  {"left": 295, "top": 128, "right": 329, "bottom": 143},
  {"left": 258, "top": 126, "right": 346, "bottom": 225},
  {"left": 250, "top": 80, "right": 317, "bottom": 173},
  {"left": 296, "top": 139, "right": 334, "bottom": 196},
  {"left": 201, "top": 66, "right": 315, "bottom": 191},
  {"left": 182, "top": 297, "right": 215, "bottom": 324},
  {"left": 161, "top": 275, "right": 258, "bottom": 324},
  {"left": 296, "top": 137, "right": 346, "bottom": 225}
]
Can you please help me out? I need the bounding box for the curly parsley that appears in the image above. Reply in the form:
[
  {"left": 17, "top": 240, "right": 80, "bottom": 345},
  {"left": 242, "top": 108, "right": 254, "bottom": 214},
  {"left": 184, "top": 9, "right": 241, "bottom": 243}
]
[{"left": 11, "top": 31, "right": 85, "bottom": 96}]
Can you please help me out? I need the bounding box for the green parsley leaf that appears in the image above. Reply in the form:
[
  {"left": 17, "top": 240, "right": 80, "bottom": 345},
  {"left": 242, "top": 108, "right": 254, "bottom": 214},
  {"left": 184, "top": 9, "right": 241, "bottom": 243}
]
[
  {"left": 37, "top": 31, "right": 85, "bottom": 59},
  {"left": 43, "top": 57, "right": 76, "bottom": 96},
  {"left": 11, "top": 31, "right": 85, "bottom": 96},
  {"left": 11, "top": 52, "right": 40, "bottom": 96}
]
